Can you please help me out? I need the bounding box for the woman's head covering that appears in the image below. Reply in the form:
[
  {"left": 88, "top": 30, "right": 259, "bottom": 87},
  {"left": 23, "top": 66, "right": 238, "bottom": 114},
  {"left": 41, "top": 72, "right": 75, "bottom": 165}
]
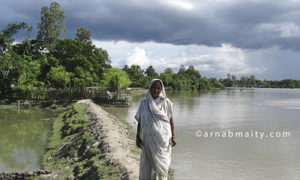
[
  {"left": 147, "top": 79, "right": 166, "bottom": 99},
  {"left": 146, "top": 79, "right": 169, "bottom": 123}
]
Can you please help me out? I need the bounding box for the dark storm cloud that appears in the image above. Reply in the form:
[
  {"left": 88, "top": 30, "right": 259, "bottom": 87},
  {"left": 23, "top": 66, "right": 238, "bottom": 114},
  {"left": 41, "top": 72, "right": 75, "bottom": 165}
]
[{"left": 2, "top": 0, "right": 300, "bottom": 50}]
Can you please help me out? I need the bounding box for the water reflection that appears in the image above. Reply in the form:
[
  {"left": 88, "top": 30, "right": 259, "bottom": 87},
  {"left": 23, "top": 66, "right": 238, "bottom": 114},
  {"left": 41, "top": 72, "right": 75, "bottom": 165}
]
[{"left": 0, "top": 105, "right": 54, "bottom": 172}]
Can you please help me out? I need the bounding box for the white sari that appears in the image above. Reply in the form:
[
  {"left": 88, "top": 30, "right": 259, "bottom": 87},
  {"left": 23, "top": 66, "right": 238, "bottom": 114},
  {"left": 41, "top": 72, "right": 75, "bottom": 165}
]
[{"left": 135, "top": 79, "right": 173, "bottom": 180}]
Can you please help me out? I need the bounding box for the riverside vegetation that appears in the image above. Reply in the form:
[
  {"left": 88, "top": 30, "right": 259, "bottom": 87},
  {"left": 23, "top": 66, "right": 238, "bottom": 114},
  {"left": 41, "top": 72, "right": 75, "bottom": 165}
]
[
  {"left": 42, "top": 103, "right": 127, "bottom": 179},
  {"left": 1, "top": 2, "right": 298, "bottom": 101}
]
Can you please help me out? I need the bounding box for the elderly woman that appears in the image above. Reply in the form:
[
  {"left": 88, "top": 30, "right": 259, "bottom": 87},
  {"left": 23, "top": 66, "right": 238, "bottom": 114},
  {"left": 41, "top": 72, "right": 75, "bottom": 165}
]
[{"left": 135, "top": 79, "right": 176, "bottom": 180}]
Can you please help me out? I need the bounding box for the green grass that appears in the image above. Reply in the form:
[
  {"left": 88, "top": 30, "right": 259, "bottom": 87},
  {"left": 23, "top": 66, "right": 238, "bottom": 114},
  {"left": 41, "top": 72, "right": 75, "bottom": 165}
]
[{"left": 42, "top": 103, "right": 126, "bottom": 179}]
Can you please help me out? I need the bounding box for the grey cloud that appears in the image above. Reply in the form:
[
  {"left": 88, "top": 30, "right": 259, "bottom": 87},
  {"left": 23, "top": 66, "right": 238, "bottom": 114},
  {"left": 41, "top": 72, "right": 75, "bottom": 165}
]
[{"left": 2, "top": 0, "right": 300, "bottom": 50}]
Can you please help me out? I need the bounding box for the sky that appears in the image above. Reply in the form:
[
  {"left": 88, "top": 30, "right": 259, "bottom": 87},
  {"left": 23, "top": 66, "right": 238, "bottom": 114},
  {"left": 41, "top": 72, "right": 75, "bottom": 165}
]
[{"left": 1, "top": 0, "right": 300, "bottom": 80}]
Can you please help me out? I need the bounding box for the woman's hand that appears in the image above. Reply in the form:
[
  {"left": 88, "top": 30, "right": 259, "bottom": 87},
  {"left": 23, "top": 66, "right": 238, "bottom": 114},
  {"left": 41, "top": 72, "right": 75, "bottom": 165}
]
[
  {"left": 171, "top": 136, "right": 176, "bottom": 147},
  {"left": 170, "top": 117, "right": 176, "bottom": 147}
]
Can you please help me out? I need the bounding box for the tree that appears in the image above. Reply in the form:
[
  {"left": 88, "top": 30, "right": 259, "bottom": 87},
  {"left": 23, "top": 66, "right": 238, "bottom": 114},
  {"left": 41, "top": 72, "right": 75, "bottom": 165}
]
[
  {"left": 178, "top": 64, "right": 185, "bottom": 74},
  {"left": 250, "top": 75, "right": 256, "bottom": 87},
  {"left": 199, "top": 77, "right": 211, "bottom": 90},
  {"left": 51, "top": 39, "right": 111, "bottom": 85},
  {"left": 16, "top": 57, "right": 43, "bottom": 90},
  {"left": 185, "top": 65, "right": 201, "bottom": 89},
  {"left": 145, "top": 65, "right": 158, "bottom": 77},
  {"left": 164, "top": 67, "right": 173, "bottom": 74},
  {"left": 185, "top": 65, "right": 201, "bottom": 78},
  {"left": 0, "top": 22, "right": 31, "bottom": 54},
  {"left": 122, "top": 65, "right": 146, "bottom": 87},
  {"left": 220, "top": 73, "right": 233, "bottom": 87},
  {"left": 240, "top": 76, "right": 248, "bottom": 87},
  {"left": 231, "top": 75, "right": 237, "bottom": 86},
  {"left": 72, "top": 66, "right": 95, "bottom": 87},
  {"left": 0, "top": 2, "right": 116, "bottom": 91},
  {"left": 47, "top": 65, "right": 72, "bottom": 88},
  {"left": 37, "top": 2, "right": 66, "bottom": 45},
  {"left": 101, "top": 68, "right": 131, "bottom": 91},
  {"left": 0, "top": 22, "right": 31, "bottom": 93},
  {"left": 209, "top": 78, "right": 225, "bottom": 89},
  {"left": 160, "top": 67, "right": 175, "bottom": 88},
  {"left": 75, "top": 27, "right": 92, "bottom": 44},
  {"left": 0, "top": 52, "right": 23, "bottom": 93}
]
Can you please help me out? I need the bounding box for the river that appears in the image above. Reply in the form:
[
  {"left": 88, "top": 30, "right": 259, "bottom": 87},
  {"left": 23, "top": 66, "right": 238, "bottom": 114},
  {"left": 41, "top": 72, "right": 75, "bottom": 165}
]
[
  {"left": 103, "top": 88, "right": 300, "bottom": 180},
  {"left": 0, "top": 105, "right": 56, "bottom": 172}
]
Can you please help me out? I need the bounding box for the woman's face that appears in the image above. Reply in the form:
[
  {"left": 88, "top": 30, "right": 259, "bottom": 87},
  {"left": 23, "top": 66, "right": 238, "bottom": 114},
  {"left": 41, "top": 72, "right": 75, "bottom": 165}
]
[{"left": 150, "top": 81, "right": 162, "bottom": 99}]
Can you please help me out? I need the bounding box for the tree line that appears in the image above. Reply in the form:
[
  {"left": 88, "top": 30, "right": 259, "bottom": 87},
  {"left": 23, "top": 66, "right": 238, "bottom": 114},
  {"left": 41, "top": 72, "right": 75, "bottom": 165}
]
[
  {"left": 219, "top": 74, "right": 300, "bottom": 88},
  {"left": 0, "top": 2, "right": 299, "bottom": 96},
  {"left": 122, "top": 65, "right": 225, "bottom": 90}
]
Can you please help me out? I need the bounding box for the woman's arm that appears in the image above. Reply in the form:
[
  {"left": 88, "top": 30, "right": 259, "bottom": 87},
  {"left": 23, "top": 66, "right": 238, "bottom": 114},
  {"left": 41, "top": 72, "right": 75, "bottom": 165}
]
[
  {"left": 170, "top": 117, "right": 176, "bottom": 147},
  {"left": 136, "top": 122, "right": 142, "bottom": 148}
]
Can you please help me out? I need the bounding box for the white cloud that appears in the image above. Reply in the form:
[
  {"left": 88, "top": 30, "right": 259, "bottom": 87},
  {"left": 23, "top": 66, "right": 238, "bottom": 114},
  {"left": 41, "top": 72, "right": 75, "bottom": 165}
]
[
  {"left": 160, "top": 0, "right": 195, "bottom": 10},
  {"left": 94, "top": 40, "right": 266, "bottom": 78},
  {"left": 125, "top": 47, "right": 151, "bottom": 68},
  {"left": 161, "top": 44, "right": 264, "bottom": 75}
]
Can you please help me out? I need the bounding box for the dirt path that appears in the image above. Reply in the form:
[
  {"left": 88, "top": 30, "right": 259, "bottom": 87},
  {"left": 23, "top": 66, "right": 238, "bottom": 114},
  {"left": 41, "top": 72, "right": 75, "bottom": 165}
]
[{"left": 76, "top": 99, "right": 139, "bottom": 180}]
